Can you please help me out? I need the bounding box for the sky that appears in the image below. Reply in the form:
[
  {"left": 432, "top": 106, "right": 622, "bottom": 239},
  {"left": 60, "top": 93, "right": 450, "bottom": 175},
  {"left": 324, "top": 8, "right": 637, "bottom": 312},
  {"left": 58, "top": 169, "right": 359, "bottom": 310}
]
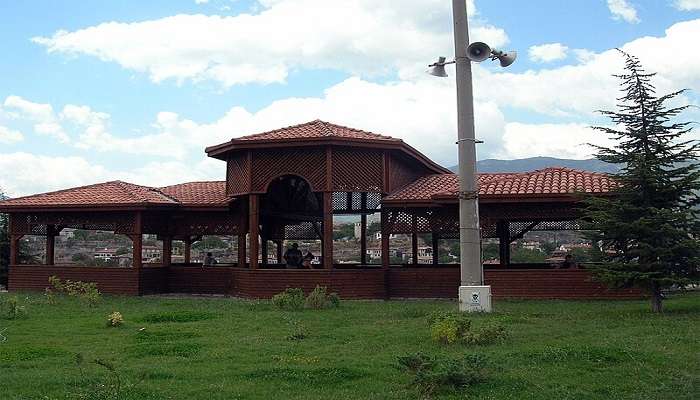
[{"left": 1, "top": 0, "right": 699, "bottom": 197}]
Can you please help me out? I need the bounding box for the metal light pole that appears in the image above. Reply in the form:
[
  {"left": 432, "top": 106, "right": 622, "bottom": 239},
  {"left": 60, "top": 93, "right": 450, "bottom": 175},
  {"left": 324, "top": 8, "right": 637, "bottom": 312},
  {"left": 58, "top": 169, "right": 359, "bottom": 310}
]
[{"left": 427, "top": 2, "right": 516, "bottom": 312}]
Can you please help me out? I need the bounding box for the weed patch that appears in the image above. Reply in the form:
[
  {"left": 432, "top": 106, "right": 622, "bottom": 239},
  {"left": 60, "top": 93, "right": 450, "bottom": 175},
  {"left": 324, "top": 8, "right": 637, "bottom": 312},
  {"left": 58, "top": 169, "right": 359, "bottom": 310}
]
[
  {"left": 128, "top": 342, "right": 202, "bottom": 358},
  {"left": 0, "top": 346, "right": 69, "bottom": 362},
  {"left": 245, "top": 367, "right": 366, "bottom": 386},
  {"left": 139, "top": 311, "right": 215, "bottom": 323}
]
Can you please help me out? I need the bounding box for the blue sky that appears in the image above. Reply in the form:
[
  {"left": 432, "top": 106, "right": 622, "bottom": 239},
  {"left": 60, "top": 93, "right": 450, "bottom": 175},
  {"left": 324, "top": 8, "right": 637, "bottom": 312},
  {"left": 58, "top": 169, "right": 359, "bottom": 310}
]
[{"left": 1, "top": 0, "right": 699, "bottom": 196}]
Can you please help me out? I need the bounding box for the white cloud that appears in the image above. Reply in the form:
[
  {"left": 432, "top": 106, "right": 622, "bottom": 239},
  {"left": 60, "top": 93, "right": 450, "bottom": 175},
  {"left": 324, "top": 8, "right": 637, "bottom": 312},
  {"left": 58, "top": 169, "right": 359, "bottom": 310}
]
[
  {"left": 195, "top": 0, "right": 209, "bottom": 4},
  {"left": 607, "top": 0, "right": 640, "bottom": 24},
  {"left": 2, "top": 96, "right": 70, "bottom": 142},
  {"left": 0, "top": 126, "right": 24, "bottom": 144},
  {"left": 499, "top": 123, "right": 614, "bottom": 160},
  {"left": 674, "top": 0, "right": 700, "bottom": 10},
  {"left": 528, "top": 43, "right": 568, "bottom": 63},
  {"left": 32, "top": 0, "right": 507, "bottom": 87}
]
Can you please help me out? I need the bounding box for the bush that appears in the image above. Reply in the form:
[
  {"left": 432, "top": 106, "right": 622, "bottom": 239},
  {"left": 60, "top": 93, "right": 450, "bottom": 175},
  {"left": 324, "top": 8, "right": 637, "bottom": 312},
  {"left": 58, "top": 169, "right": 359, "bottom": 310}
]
[
  {"left": 1, "top": 296, "right": 27, "bottom": 319},
  {"left": 47, "top": 276, "right": 101, "bottom": 307},
  {"left": 107, "top": 311, "right": 124, "bottom": 327},
  {"left": 428, "top": 312, "right": 507, "bottom": 346},
  {"left": 305, "top": 286, "right": 340, "bottom": 309},
  {"left": 272, "top": 288, "right": 305, "bottom": 311},
  {"left": 285, "top": 317, "right": 308, "bottom": 341},
  {"left": 397, "top": 352, "right": 487, "bottom": 396}
]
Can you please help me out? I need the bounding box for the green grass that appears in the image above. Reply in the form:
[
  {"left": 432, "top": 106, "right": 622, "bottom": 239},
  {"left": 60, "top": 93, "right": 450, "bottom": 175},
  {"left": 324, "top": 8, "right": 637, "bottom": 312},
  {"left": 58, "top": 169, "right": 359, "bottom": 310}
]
[{"left": 0, "top": 292, "right": 698, "bottom": 399}]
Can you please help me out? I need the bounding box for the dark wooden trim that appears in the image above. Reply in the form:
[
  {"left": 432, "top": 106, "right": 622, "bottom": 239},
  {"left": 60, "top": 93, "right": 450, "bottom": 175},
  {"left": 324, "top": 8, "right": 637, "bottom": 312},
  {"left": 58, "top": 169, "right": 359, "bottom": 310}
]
[
  {"left": 184, "top": 237, "right": 192, "bottom": 264},
  {"left": 326, "top": 146, "right": 333, "bottom": 191},
  {"left": 132, "top": 211, "right": 143, "bottom": 270},
  {"left": 432, "top": 233, "right": 439, "bottom": 265},
  {"left": 381, "top": 213, "right": 390, "bottom": 269},
  {"left": 45, "top": 225, "right": 56, "bottom": 266},
  {"left": 249, "top": 194, "right": 259, "bottom": 269},
  {"left": 411, "top": 214, "right": 418, "bottom": 265},
  {"left": 238, "top": 234, "right": 247, "bottom": 267},
  {"left": 322, "top": 191, "right": 333, "bottom": 270},
  {"left": 162, "top": 236, "right": 173, "bottom": 267},
  {"left": 497, "top": 220, "right": 510, "bottom": 266},
  {"left": 360, "top": 214, "right": 367, "bottom": 265}
]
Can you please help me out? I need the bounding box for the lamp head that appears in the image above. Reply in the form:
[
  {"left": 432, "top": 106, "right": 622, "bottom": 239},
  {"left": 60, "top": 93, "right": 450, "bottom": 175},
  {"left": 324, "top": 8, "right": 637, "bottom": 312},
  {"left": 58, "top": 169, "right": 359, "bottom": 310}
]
[{"left": 427, "top": 56, "right": 448, "bottom": 77}]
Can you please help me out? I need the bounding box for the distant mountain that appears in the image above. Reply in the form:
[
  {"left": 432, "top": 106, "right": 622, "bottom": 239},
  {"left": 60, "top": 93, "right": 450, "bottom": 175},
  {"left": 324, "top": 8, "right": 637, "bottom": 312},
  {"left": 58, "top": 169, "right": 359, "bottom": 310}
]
[{"left": 448, "top": 157, "right": 621, "bottom": 174}]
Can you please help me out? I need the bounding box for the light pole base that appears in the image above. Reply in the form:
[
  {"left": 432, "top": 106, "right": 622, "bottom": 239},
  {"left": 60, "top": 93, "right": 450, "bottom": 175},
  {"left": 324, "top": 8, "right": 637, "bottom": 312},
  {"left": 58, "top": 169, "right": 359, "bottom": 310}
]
[{"left": 459, "top": 285, "right": 492, "bottom": 312}]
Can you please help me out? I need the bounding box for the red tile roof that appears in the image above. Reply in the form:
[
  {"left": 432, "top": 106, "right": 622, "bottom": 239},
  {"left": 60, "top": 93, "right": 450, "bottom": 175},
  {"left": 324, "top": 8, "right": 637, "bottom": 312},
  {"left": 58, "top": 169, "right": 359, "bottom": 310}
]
[
  {"left": 384, "top": 168, "right": 615, "bottom": 203},
  {"left": 158, "top": 181, "right": 229, "bottom": 207},
  {"left": 235, "top": 119, "right": 400, "bottom": 142},
  {"left": 0, "top": 181, "right": 178, "bottom": 209}
]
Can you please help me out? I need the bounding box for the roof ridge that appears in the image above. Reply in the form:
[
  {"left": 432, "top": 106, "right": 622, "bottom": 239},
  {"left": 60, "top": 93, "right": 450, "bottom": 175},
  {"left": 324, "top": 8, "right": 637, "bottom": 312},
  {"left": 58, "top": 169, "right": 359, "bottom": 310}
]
[
  {"left": 0, "top": 180, "right": 125, "bottom": 203},
  {"left": 159, "top": 180, "right": 226, "bottom": 189},
  {"left": 113, "top": 181, "right": 178, "bottom": 204}
]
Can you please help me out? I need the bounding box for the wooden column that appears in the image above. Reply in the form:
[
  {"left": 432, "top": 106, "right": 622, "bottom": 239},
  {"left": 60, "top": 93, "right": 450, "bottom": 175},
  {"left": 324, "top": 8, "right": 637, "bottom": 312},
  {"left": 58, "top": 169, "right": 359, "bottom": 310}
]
[
  {"left": 45, "top": 225, "right": 56, "bottom": 266},
  {"left": 432, "top": 233, "right": 439, "bottom": 265},
  {"left": 162, "top": 236, "right": 173, "bottom": 267},
  {"left": 249, "top": 194, "right": 260, "bottom": 269},
  {"left": 276, "top": 240, "right": 283, "bottom": 264},
  {"left": 237, "top": 234, "right": 247, "bottom": 267},
  {"left": 261, "top": 237, "right": 268, "bottom": 266},
  {"left": 381, "top": 211, "right": 390, "bottom": 269},
  {"left": 411, "top": 214, "right": 418, "bottom": 265},
  {"left": 497, "top": 220, "right": 510, "bottom": 266},
  {"left": 322, "top": 191, "right": 333, "bottom": 269},
  {"left": 360, "top": 214, "right": 367, "bottom": 265},
  {"left": 132, "top": 212, "right": 143, "bottom": 269},
  {"left": 184, "top": 237, "right": 192, "bottom": 264}
]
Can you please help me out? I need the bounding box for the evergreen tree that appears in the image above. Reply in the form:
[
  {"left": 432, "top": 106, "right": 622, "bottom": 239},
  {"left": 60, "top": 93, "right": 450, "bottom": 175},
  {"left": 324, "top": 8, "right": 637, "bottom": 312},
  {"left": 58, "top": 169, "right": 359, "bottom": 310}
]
[{"left": 584, "top": 50, "right": 700, "bottom": 312}]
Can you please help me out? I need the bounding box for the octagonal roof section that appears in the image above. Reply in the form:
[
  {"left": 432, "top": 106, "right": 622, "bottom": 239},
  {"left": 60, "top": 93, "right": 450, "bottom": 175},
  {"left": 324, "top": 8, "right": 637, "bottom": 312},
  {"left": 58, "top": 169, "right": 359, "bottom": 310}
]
[{"left": 205, "top": 119, "right": 450, "bottom": 175}]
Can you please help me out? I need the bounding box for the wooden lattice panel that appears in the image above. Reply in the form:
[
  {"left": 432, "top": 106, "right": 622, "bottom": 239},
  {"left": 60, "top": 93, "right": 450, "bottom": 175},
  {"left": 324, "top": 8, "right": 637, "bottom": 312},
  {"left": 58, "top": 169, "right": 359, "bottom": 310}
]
[
  {"left": 251, "top": 148, "right": 326, "bottom": 192},
  {"left": 169, "top": 211, "right": 241, "bottom": 236},
  {"left": 226, "top": 152, "right": 251, "bottom": 196},
  {"left": 10, "top": 212, "right": 136, "bottom": 235},
  {"left": 264, "top": 221, "right": 322, "bottom": 240},
  {"left": 480, "top": 202, "right": 580, "bottom": 220},
  {"left": 332, "top": 148, "right": 383, "bottom": 192},
  {"left": 389, "top": 153, "right": 427, "bottom": 193}
]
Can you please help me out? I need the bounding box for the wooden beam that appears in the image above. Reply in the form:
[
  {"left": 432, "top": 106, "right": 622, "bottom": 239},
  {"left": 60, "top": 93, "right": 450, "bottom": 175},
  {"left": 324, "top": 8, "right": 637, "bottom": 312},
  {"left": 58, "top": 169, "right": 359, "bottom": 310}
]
[
  {"left": 45, "top": 225, "right": 56, "bottom": 266},
  {"left": 184, "top": 237, "right": 192, "bottom": 263},
  {"left": 322, "top": 191, "right": 333, "bottom": 269},
  {"left": 381, "top": 211, "right": 390, "bottom": 269},
  {"left": 249, "top": 194, "right": 260, "bottom": 269},
  {"left": 162, "top": 236, "right": 172, "bottom": 267},
  {"left": 237, "top": 234, "right": 247, "bottom": 267},
  {"left": 132, "top": 211, "right": 143, "bottom": 269},
  {"left": 261, "top": 237, "right": 268, "bottom": 265},
  {"left": 360, "top": 213, "right": 367, "bottom": 265},
  {"left": 276, "top": 240, "right": 283, "bottom": 264},
  {"left": 411, "top": 214, "right": 418, "bottom": 265},
  {"left": 432, "top": 233, "right": 439, "bottom": 265}
]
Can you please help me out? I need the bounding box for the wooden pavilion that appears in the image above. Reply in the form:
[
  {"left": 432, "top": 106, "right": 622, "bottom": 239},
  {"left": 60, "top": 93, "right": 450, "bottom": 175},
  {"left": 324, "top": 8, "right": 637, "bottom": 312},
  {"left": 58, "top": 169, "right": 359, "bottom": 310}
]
[{"left": 0, "top": 120, "right": 639, "bottom": 299}]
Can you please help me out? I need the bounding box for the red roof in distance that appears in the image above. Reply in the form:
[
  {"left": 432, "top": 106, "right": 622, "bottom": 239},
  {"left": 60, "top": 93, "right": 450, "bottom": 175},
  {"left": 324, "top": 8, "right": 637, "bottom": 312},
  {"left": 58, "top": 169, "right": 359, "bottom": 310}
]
[
  {"left": 158, "top": 181, "right": 229, "bottom": 207},
  {"left": 235, "top": 119, "right": 400, "bottom": 142}
]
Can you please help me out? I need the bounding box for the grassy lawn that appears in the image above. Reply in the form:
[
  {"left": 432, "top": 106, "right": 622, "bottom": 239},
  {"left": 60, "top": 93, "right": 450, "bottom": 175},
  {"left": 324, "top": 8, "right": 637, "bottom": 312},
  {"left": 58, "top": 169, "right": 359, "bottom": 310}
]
[{"left": 1, "top": 291, "right": 698, "bottom": 400}]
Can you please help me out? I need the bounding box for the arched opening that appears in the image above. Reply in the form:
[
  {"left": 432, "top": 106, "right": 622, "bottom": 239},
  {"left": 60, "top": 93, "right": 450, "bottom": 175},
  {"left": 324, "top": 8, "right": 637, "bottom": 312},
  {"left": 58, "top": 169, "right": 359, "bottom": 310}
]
[{"left": 259, "top": 175, "right": 323, "bottom": 268}]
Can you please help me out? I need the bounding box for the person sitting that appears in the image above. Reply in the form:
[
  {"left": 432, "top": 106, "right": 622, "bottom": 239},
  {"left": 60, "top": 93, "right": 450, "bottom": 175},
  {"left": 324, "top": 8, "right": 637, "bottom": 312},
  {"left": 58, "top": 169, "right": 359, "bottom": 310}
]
[
  {"left": 559, "top": 254, "right": 577, "bottom": 269},
  {"left": 302, "top": 251, "right": 314, "bottom": 268},
  {"left": 203, "top": 252, "right": 218, "bottom": 267},
  {"left": 283, "top": 243, "right": 303, "bottom": 269}
]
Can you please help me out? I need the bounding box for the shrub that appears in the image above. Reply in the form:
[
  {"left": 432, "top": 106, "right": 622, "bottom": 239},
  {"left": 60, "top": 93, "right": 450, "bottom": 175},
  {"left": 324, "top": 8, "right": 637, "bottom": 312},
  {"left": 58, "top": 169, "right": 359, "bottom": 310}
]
[
  {"left": 305, "top": 285, "right": 340, "bottom": 309},
  {"left": 397, "top": 352, "right": 487, "bottom": 396},
  {"left": 428, "top": 312, "right": 507, "bottom": 346},
  {"left": 286, "top": 318, "right": 308, "bottom": 341},
  {"left": 47, "top": 276, "right": 101, "bottom": 307},
  {"left": 1, "top": 296, "right": 27, "bottom": 319},
  {"left": 107, "top": 311, "right": 124, "bottom": 327},
  {"left": 272, "top": 288, "right": 305, "bottom": 311},
  {"left": 428, "top": 312, "right": 471, "bottom": 345}
]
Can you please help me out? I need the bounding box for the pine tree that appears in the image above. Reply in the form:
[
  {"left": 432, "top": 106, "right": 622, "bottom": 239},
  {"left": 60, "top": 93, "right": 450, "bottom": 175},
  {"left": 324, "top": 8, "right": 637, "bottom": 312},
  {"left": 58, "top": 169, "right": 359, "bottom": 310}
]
[{"left": 584, "top": 50, "right": 700, "bottom": 312}]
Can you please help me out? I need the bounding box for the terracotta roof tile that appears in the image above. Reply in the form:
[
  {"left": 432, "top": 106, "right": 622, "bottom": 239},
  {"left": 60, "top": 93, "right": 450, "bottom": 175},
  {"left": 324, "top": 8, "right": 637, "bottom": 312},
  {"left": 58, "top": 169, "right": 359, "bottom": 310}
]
[
  {"left": 158, "top": 181, "right": 229, "bottom": 207},
  {"left": 384, "top": 168, "right": 615, "bottom": 202},
  {"left": 0, "top": 181, "right": 177, "bottom": 209},
  {"left": 235, "top": 120, "right": 400, "bottom": 142}
]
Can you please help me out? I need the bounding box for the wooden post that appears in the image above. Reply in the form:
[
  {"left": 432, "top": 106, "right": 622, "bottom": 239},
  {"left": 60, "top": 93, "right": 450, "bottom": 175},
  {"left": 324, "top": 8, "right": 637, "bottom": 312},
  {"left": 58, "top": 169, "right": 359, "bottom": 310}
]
[
  {"left": 381, "top": 211, "right": 390, "bottom": 269},
  {"left": 162, "top": 236, "right": 172, "bottom": 267},
  {"left": 497, "top": 220, "right": 510, "bottom": 266},
  {"left": 184, "top": 237, "right": 192, "bottom": 264},
  {"left": 45, "top": 225, "right": 56, "bottom": 266},
  {"left": 276, "top": 240, "right": 283, "bottom": 264},
  {"left": 237, "top": 234, "right": 247, "bottom": 267},
  {"left": 411, "top": 214, "right": 418, "bottom": 265},
  {"left": 132, "top": 212, "right": 143, "bottom": 269},
  {"left": 360, "top": 214, "right": 367, "bottom": 265},
  {"left": 249, "top": 194, "right": 259, "bottom": 269},
  {"left": 261, "top": 236, "right": 268, "bottom": 266},
  {"left": 432, "top": 233, "right": 439, "bottom": 265},
  {"left": 322, "top": 191, "right": 333, "bottom": 269},
  {"left": 10, "top": 235, "right": 20, "bottom": 265}
]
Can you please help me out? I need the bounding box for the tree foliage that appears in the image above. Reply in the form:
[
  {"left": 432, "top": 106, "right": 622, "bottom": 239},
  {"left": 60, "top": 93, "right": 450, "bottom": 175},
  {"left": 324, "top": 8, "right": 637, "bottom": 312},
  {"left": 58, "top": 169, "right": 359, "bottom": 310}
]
[
  {"left": 0, "top": 189, "right": 8, "bottom": 286},
  {"left": 584, "top": 51, "right": 700, "bottom": 312}
]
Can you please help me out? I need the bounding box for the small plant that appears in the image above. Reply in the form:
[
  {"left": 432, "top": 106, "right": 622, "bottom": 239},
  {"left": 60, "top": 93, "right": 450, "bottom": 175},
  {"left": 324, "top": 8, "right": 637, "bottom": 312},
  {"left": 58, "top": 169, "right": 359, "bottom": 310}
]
[
  {"left": 397, "top": 352, "right": 487, "bottom": 397},
  {"left": 428, "top": 312, "right": 471, "bottom": 345},
  {"left": 1, "top": 296, "right": 27, "bottom": 319},
  {"left": 427, "top": 312, "right": 507, "bottom": 346},
  {"left": 107, "top": 311, "right": 124, "bottom": 327},
  {"left": 285, "top": 318, "right": 308, "bottom": 341},
  {"left": 305, "top": 285, "right": 340, "bottom": 309},
  {"left": 47, "top": 276, "right": 102, "bottom": 307},
  {"left": 272, "top": 288, "right": 305, "bottom": 311}
]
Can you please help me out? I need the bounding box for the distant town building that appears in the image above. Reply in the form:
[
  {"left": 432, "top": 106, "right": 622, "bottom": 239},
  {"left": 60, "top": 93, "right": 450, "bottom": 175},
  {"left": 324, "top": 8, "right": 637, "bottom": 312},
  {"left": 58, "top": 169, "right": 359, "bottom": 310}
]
[
  {"left": 374, "top": 232, "right": 397, "bottom": 240},
  {"left": 94, "top": 248, "right": 119, "bottom": 261},
  {"left": 142, "top": 246, "right": 162, "bottom": 263}
]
